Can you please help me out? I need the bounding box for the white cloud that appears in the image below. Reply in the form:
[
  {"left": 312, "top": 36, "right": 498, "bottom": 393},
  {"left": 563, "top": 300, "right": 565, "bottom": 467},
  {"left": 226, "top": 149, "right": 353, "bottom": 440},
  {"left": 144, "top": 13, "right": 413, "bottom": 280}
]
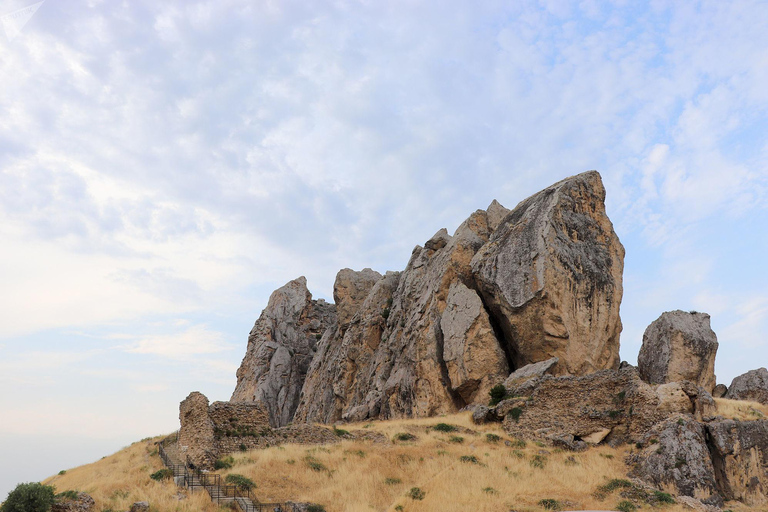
[{"left": 123, "top": 325, "right": 234, "bottom": 358}]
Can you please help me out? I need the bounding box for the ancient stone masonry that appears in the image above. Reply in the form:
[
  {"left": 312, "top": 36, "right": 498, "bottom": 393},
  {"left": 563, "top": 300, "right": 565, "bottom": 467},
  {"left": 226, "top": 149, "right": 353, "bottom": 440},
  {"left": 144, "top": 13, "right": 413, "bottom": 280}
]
[{"left": 638, "top": 310, "right": 718, "bottom": 393}]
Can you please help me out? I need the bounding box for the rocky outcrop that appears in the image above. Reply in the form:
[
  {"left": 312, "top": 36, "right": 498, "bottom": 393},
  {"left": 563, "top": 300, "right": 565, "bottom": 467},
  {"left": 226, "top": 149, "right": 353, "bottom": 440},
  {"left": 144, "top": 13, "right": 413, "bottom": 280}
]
[
  {"left": 240, "top": 172, "right": 625, "bottom": 425},
  {"left": 638, "top": 310, "right": 718, "bottom": 393},
  {"left": 51, "top": 493, "right": 95, "bottom": 512},
  {"left": 707, "top": 419, "right": 768, "bottom": 506},
  {"left": 231, "top": 277, "right": 336, "bottom": 427},
  {"left": 629, "top": 415, "right": 720, "bottom": 503},
  {"left": 498, "top": 368, "right": 715, "bottom": 446},
  {"left": 713, "top": 384, "right": 728, "bottom": 398},
  {"left": 471, "top": 171, "right": 624, "bottom": 376},
  {"left": 725, "top": 368, "right": 768, "bottom": 404},
  {"left": 503, "top": 357, "right": 559, "bottom": 396}
]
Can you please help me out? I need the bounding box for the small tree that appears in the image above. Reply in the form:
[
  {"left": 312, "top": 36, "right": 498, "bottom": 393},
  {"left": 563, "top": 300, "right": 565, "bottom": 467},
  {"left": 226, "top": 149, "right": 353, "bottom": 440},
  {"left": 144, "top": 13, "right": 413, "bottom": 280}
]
[{"left": 1, "top": 483, "right": 55, "bottom": 512}]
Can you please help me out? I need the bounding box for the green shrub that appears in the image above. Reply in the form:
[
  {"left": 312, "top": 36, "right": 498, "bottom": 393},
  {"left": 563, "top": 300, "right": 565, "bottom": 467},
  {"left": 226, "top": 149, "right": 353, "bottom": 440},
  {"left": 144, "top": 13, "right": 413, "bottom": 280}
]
[
  {"left": 509, "top": 438, "right": 526, "bottom": 448},
  {"left": 482, "top": 487, "right": 498, "bottom": 495},
  {"left": 304, "top": 456, "right": 328, "bottom": 473},
  {"left": 239, "top": 443, "right": 248, "bottom": 452},
  {"left": 393, "top": 432, "right": 416, "bottom": 442},
  {"left": 384, "top": 478, "right": 402, "bottom": 485},
  {"left": 459, "top": 455, "right": 480, "bottom": 464},
  {"left": 407, "top": 487, "right": 425, "bottom": 500},
  {"left": 149, "top": 469, "right": 174, "bottom": 481},
  {"left": 599, "top": 479, "right": 632, "bottom": 493},
  {"left": 509, "top": 407, "right": 523, "bottom": 422},
  {"left": 485, "top": 433, "right": 501, "bottom": 443},
  {"left": 54, "top": 490, "right": 80, "bottom": 501},
  {"left": 538, "top": 498, "right": 561, "bottom": 510},
  {"left": 653, "top": 491, "right": 675, "bottom": 504},
  {"left": 449, "top": 436, "right": 464, "bottom": 444},
  {"left": 432, "top": 423, "right": 457, "bottom": 432},
  {"left": 529, "top": 454, "right": 547, "bottom": 469},
  {"left": 225, "top": 474, "right": 255, "bottom": 490},
  {"left": 333, "top": 426, "right": 349, "bottom": 437},
  {"left": 381, "top": 307, "right": 390, "bottom": 319},
  {"left": 214, "top": 456, "right": 234, "bottom": 470},
  {"left": 57, "top": 471, "right": 66, "bottom": 476},
  {"left": 1, "top": 482, "right": 55, "bottom": 512},
  {"left": 489, "top": 384, "right": 508, "bottom": 406},
  {"left": 616, "top": 501, "right": 637, "bottom": 512},
  {"left": 307, "top": 505, "right": 326, "bottom": 512}
]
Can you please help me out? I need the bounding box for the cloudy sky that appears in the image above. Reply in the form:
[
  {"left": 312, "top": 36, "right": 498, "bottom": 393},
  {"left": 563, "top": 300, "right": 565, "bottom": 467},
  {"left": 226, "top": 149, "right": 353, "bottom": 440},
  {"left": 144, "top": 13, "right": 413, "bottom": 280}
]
[{"left": 1, "top": 0, "right": 767, "bottom": 497}]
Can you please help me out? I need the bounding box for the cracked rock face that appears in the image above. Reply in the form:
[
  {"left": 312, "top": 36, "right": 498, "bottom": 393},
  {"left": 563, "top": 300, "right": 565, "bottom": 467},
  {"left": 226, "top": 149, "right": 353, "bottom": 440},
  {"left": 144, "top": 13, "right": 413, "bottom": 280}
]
[
  {"left": 638, "top": 310, "right": 718, "bottom": 393},
  {"left": 707, "top": 419, "right": 768, "bottom": 506},
  {"left": 725, "top": 367, "right": 768, "bottom": 404},
  {"left": 230, "top": 277, "right": 336, "bottom": 427},
  {"left": 471, "top": 171, "right": 624, "bottom": 376},
  {"left": 236, "top": 172, "right": 625, "bottom": 425}
]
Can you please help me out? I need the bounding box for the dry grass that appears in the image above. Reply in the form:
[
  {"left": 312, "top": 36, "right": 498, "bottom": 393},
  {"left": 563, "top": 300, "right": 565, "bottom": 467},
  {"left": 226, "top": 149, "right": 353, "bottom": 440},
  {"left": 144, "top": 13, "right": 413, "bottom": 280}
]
[
  {"left": 40, "top": 412, "right": 756, "bottom": 512},
  {"left": 714, "top": 397, "right": 768, "bottom": 421},
  {"left": 42, "top": 437, "right": 217, "bottom": 512}
]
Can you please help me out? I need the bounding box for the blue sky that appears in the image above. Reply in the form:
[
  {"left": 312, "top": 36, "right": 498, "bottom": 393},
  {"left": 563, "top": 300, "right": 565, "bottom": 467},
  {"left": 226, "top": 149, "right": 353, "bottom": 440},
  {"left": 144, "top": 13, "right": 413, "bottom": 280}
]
[{"left": 1, "top": 0, "right": 767, "bottom": 498}]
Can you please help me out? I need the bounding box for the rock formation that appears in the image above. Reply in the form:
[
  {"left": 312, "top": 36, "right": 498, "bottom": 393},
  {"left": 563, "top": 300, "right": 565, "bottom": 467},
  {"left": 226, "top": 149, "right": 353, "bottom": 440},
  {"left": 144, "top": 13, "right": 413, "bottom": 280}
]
[
  {"left": 707, "top": 419, "right": 768, "bottom": 506},
  {"left": 237, "top": 172, "right": 624, "bottom": 425},
  {"left": 637, "top": 310, "right": 718, "bottom": 393},
  {"left": 231, "top": 277, "right": 336, "bottom": 426},
  {"left": 178, "top": 391, "right": 217, "bottom": 468},
  {"left": 725, "top": 368, "right": 768, "bottom": 404},
  {"left": 471, "top": 171, "right": 624, "bottom": 376}
]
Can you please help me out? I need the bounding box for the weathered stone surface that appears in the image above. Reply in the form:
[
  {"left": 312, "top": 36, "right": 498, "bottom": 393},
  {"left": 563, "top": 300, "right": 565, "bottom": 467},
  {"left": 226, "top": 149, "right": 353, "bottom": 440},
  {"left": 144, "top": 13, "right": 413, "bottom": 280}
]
[
  {"left": 725, "top": 368, "right": 768, "bottom": 404},
  {"left": 129, "top": 503, "right": 149, "bottom": 512},
  {"left": 503, "top": 357, "right": 559, "bottom": 395},
  {"left": 638, "top": 310, "right": 718, "bottom": 392},
  {"left": 178, "top": 392, "right": 216, "bottom": 468},
  {"left": 334, "top": 268, "right": 382, "bottom": 330},
  {"left": 442, "top": 281, "right": 509, "bottom": 405},
  {"left": 471, "top": 171, "right": 624, "bottom": 376},
  {"left": 628, "top": 415, "right": 719, "bottom": 502},
  {"left": 297, "top": 206, "right": 510, "bottom": 423},
  {"left": 501, "top": 368, "right": 694, "bottom": 445},
  {"left": 471, "top": 405, "right": 496, "bottom": 424},
  {"left": 51, "top": 493, "right": 95, "bottom": 512},
  {"left": 712, "top": 384, "right": 728, "bottom": 398},
  {"left": 707, "top": 419, "right": 768, "bottom": 506},
  {"left": 231, "top": 277, "right": 336, "bottom": 426}
]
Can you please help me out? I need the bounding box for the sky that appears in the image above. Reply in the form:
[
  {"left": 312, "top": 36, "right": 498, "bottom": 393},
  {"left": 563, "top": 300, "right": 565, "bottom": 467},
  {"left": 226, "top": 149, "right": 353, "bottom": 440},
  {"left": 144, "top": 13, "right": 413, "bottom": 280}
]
[{"left": 1, "top": 0, "right": 767, "bottom": 498}]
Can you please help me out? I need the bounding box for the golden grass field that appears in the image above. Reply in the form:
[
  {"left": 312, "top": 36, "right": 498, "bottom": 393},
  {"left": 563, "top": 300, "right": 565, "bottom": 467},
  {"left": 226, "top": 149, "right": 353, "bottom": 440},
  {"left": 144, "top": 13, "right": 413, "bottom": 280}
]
[{"left": 42, "top": 402, "right": 763, "bottom": 512}]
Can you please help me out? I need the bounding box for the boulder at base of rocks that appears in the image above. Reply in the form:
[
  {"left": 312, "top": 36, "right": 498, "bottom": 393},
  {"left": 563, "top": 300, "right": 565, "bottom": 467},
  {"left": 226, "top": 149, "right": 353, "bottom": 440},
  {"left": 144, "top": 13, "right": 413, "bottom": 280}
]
[
  {"left": 712, "top": 384, "right": 728, "bottom": 399},
  {"left": 725, "top": 368, "right": 768, "bottom": 405},
  {"left": 471, "top": 171, "right": 624, "bottom": 377},
  {"left": 501, "top": 367, "right": 695, "bottom": 447},
  {"left": 503, "top": 357, "right": 558, "bottom": 396},
  {"left": 628, "top": 415, "right": 720, "bottom": 503},
  {"left": 637, "top": 310, "right": 718, "bottom": 393},
  {"left": 471, "top": 405, "right": 497, "bottom": 424},
  {"left": 706, "top": 419, "right": 768, "bottom": 506},
  {"left": 51, "top": 493, "right": 95, "bottom": 512},
  {"left": 129, "top": 503, "right": 149, "bottom": 512}
]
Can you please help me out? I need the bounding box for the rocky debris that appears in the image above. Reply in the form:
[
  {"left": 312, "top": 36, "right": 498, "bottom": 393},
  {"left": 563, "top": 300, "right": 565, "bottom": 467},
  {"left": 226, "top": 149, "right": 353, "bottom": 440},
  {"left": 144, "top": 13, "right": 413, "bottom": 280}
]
[
  {"left": 628, "top": 415, "right": 720, "bottom": 503},
  {"left": 231, "top": 277, "right": 336, "bottom": 427},
  {"left": 129, "top": 503, "right": 149, "bottom": 512},
  {"left": 471, "top": 171, "right": 624, "bottom": 376},
  {"left": 707, "top": 419, "right": 768, "bottom": 506},
  {"left": 51, "top": 493, "right": 95, "bottom": 512},
  {"left": 678, "top": 381, "right": 717, "bottom": 421},
  {"left": 676, "top": 496, "right": 721, "bottom": 512},
  {"left": 178, "top": 392, "right": 217, "bottom": 468},
  {"left": 500, "top": 368, "right": 698, "bottom": 446},
  {"left": 472, "top": 405, "right": 496, "bottom": 424},
  {"left": 712, "top": 384, "right": 728, "bottom": 398},
  {"left": 638, "top": 310, "right": 718, "bottom": 393},
  {"left": 503, "top": 357, "right": 559, "bottom": 396},
  {"left": 725, "top": 368, "right": 768, "bottom": 404}
]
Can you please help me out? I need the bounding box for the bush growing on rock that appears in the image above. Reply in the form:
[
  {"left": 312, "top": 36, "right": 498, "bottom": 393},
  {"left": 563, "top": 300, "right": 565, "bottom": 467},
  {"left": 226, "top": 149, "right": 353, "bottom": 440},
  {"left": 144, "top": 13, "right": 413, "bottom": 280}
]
[
  {"left": 1, "top": 482, "right": 55, "bottom": 512},
  {"left": 149, "top": 469, "right": 173, "bottom": 481}
]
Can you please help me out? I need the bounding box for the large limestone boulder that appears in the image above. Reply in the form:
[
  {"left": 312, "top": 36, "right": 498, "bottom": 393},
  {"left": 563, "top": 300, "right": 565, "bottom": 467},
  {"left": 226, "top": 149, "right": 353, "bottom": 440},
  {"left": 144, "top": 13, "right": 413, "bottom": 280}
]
[
  {"left": 707, "top": 419, "right": 768, "bottom": 506},
  {"left": 231, "top": 277, "right": 336, "bottom": 426},
  {"left": 628, "top": 415, "right": 720, "bottom": 504},
  {"left": 471, "top": 171, "right": 624, "bottom": 376},
  {"left": 334, "top": 268, "right": 382, "bottom": 330},
  {"left": 500, "top": 367, "right": 712, "bottom": 446},
  {"left": 725, "top": 368, "right": 768, "bottom": 404},
  {"left": 503, "top": 357, "right": 559, "bottom": 396},
  {"left": 638, "top": 310, "right": 718, "bottom": 393}
]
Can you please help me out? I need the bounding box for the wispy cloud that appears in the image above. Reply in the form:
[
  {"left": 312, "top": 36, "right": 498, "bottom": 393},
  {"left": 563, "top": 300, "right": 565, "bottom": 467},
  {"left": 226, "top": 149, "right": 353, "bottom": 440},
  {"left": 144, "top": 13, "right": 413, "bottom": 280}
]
[{"left": 122, "top": 325, "right": 234, "bottom": 358}]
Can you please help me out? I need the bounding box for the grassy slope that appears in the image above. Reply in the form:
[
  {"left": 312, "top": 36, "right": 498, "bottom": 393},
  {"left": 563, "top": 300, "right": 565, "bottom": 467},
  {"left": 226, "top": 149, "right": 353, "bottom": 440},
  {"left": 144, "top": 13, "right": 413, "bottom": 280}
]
[{"left": 42, "top": 402, "right": 766, "bottom": 512}]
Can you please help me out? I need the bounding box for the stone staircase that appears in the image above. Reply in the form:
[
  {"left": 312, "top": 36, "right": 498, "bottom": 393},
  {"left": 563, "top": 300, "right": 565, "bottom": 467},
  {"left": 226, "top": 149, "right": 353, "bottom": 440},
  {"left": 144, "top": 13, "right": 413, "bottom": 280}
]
[{"left": 158, "top": 442, "right": 293, "bottom": 512}]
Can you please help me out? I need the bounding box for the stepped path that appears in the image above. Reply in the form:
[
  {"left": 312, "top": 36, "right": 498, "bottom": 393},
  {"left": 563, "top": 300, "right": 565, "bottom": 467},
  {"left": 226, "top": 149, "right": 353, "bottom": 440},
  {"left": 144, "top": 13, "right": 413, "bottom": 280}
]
[{"left": 158, "top": 441, "right": 296, "bottom": 512}]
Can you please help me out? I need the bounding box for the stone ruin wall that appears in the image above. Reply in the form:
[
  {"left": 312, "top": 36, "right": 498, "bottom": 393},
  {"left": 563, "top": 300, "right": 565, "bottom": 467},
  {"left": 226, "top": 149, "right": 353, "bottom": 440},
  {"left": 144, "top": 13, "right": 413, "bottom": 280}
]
[{"left": 178, "top": 392, "right": 271, "bottom": 467}]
